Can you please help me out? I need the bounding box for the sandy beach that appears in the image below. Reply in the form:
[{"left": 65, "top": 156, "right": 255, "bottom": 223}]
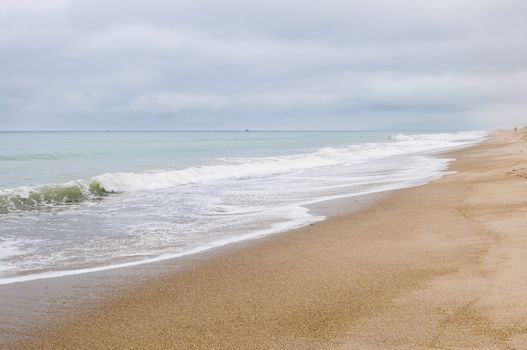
[{"left": 9, "top": 129, "right": 527, "bottom": 349}]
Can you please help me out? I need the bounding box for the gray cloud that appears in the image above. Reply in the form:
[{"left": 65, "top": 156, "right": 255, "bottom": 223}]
[{"left": 1, "top": 0, "right": 526, "bottom": 130}]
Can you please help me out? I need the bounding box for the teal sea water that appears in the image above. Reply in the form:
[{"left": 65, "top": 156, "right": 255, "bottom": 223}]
[{"left": 0, "top": 130, "right": 485, "bottom": 284}]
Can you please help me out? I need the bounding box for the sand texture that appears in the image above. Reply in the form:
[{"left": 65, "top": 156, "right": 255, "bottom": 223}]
[{"left": 11, "top": 130, "right": 527, "bottom": 349}]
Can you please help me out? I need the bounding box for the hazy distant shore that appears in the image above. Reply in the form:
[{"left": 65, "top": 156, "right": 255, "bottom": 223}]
[{"left": 8, "top": 130, "right": 527, "bottom": 349}]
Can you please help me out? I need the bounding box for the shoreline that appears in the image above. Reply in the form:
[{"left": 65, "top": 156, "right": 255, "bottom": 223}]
[
  {"left": 0, "top": 190, "right": 386, "bottom": 287},
  {"left": 0, "top": 131, "right": 483, "bottom": 288},
  {"left": 7, "top": 129, "right": 527, "bottom": 349},
  {"left": 0, "top": 191, "right": 387, "bottom": 346},
  {"left": 0, "top": 186, "right": 390, "bottom": 344}
]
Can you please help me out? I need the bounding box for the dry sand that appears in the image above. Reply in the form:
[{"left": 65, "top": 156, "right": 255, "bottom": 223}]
[{"left": 11, "top": 130, "right": 527, "bottom": 349}]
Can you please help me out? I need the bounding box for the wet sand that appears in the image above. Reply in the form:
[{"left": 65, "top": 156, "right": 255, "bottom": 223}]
[{"left": 10, "top": 130, "right": 527, "bottom": 349}]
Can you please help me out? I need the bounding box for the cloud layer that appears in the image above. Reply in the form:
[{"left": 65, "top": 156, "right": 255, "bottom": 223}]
[{"left": 1, "top": 0, "right": 526, "bottom": 130}]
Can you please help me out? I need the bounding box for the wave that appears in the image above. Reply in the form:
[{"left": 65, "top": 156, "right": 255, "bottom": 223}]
[
  {"left": 0, "top": 181, "right": 108, "bottom": 213},
  {"left": 391, "top": 131, "right": 486, "bottom": 142},
  {"left": 92, "top": 149, "right": 351, "bottom": 192},
  {"left": 0, "top": 150, "right": 348, "bottom": 212},
  {"left": 0, "top": 131, "right": 485, "bottom": 213}
]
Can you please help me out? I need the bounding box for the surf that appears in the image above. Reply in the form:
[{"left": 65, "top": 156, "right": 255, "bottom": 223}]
[{"left": 0, "top": 131, "right": 485, "bottom": 214}]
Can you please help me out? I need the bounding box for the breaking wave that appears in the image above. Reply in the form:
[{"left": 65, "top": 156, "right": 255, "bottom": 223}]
[
  {"left": 0, "top": 131, "right": 486, "bottom": 213},
  {"left": 0, "top": 181, "right": 108, "bottom": 213}
]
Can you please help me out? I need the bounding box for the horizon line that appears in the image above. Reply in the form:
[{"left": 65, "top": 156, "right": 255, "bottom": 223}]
[{"left": 0, "top": 128, "right": 474, "bottom": 133}]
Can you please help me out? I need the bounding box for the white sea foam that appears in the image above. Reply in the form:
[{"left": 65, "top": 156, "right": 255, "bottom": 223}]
[
  {"left": 0, "top": 205, "right": 321, "bottom": 285},
  {"left": 91, "top": 130, "right": 486, "bottom": 193},
  {"left": 0, "top": 238, "right": 24, "bottom": 260},
  {"left": 391, "top": 131, "right": 486, "bottom": 142}
]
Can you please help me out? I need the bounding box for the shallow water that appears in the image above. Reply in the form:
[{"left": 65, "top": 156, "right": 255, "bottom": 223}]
[{"left": 0, "top": 130, "right": 485, "bottom": 284}]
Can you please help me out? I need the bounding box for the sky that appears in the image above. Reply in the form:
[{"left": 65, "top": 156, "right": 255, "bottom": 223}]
[{"left": 0, "top": 0, "right": 526, "bottom": 131}]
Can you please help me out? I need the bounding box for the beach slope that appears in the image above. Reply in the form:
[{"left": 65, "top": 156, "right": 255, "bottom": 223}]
[{"left": 16, "top": 130, "right": 527, "bottom": 349}]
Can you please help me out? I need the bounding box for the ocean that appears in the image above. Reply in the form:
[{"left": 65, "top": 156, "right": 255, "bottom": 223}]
[{"left": 0, "top": 130, "right": 485, "bottom": 284}]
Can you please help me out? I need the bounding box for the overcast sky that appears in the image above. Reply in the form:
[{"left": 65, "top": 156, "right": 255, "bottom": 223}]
[{"left": 1, "top": 0, "right": 526, "bottom": 130}]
